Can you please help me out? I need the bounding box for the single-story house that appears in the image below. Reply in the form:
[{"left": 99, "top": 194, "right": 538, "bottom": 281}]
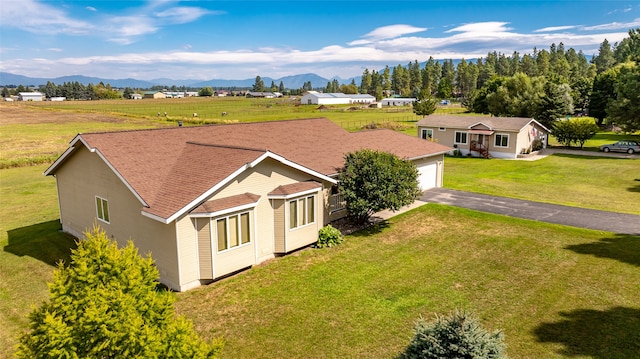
[
  {"left": 129, "top": 93, "right": 143, "bottom": 100},
  {"left": 381, "top": 98, "right": 416, "bottom": 107},
  {"left": 45, "top": 118, "right": 450, "bottom": 292},
  {"left": 143, "top": 91, "right": 167, "bottom": 99},
  {"left": 18, "top": 92, "right": 43, "bottom": 101},
  {"left": 416, "top": 115, "right": 550, "bottom": 159},
  {"left": 301, "top": 91, "right": 376, "bottom": 105}
]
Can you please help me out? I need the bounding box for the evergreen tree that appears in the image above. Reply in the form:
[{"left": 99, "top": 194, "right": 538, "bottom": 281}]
[
  {"left": 535, "top": 80, "right": 574, "bottom": 128},
  {"left": 360, "top": 68, "right": 372, "bottom": 94},
  {"left": 278, "top": 81, "right": 285, "bottom": 93},
  {"left": 593, "top": 39, "right": 616, "bottom": 74},
  {"left": 606, "top": 63, "right": 640, "bottom": 132},
  {"left": 17, "top": 226, "right": 222, "bottom": 359},
  {"left": 252, "top": 76, "right": 265, "bottom": 92}
]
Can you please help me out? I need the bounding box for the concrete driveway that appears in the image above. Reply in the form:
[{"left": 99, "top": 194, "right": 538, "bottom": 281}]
[{"left": 421, "top": 188, "right": 640, "bottom": 235}]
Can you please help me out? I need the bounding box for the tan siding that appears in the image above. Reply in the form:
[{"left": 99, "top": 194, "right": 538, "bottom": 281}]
[
  {"left": 213, "top": 157, "right": 329, "bottom": 259},
  {"left": 273, "top": 199, "right": 285, "bottom": 252},
  {"left": 176, "top": 216, "right": 199, "bottom": 287},
  {"left": 284, "top": 192, "right": 320, "bottom": 252},
  {"left": 54, "top": 145, "right": 181, "bottom": 290},
  {"left": 196, "top": 218, "right": 213, "bottom": 279}
]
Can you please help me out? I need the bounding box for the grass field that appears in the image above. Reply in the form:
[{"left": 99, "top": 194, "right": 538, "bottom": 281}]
[
  {"left": 443, "top": 155, "right": 640, "bottom": 215},
  {"left": 1, "top": 102, "right": 639, "bottom": 358}
]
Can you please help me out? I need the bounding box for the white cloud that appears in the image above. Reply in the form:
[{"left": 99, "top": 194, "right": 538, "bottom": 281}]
[
  {"left": 0, "top": 0, "right": 92, "bottom": 35},
  {"left": 534, "top": 25, "right": 580, "bottom": 33},
  {"left": 446, "top": 21, "right": 513, "bottom": 34},
  {"left": 350, "top": 24, "right": 427, "bottom": 45},
  {"left": 581, "top": 18, "right": 640, "bottom": 31},
  {"left": 86, "top": 6, "right": 97, "bottom": 12},
  {"left": 154, "top": 7, "right": 219, "bottom": 24},
  {"left": 47, "top": 48, "right": 63, "bottom": 52}
]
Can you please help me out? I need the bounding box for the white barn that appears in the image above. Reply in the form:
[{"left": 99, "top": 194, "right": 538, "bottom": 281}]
[
  {"left": 381, "top": 98, "right": 416, "bottom": 106},
  {"left": 18, "top": 92, "right": 43, "bottom": 101},
  {"left": 301, "top": 91, "right": 375, "bottom": 105}
]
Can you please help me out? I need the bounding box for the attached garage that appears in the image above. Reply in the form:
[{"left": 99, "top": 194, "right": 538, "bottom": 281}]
[{"left": 413, "top": 157, "right": 444, "bottom": 191}]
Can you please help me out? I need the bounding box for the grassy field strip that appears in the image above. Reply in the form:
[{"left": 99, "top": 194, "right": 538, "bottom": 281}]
[{"left": 444, "top": 155, "right": 640, "bottom": 215}]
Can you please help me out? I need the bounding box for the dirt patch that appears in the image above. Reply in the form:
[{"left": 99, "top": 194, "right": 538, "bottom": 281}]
[{"left": 0, "top": 103, "right": 133, "bottom": 125}]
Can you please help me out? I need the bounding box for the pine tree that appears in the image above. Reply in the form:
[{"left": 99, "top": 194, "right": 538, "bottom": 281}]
[{"left": 17, "top": 226, "right": 223, "bottom": 359}]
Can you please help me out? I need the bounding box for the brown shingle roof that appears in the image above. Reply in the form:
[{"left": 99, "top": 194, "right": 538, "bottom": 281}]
[
  {"left": 192, "top": 193, "right": 261, "bottom": 214},
  {"left": 416, "top": 115, "right": 545, "bottom": 132},
  {"left": 57, "top": 118, "right": 450, "bottom": 221},
  {"left": 268, "top": 181, "right": 322, "bottom": 196}
]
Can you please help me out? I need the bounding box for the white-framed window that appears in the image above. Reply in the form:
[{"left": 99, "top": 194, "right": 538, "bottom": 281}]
[
  {"left": 495, "top": 134, "right": 509, "bottom": 147},
  {"left": 95, "top": 196, "right": 110, "bottom": 223},
  {"left": 454, "top": 131, "right": 468, "bottom": 144},
  {"left": 216, "top": 212, "right": 251, "bottom": 252},
  {"left": 289, "top": 195, "right": 315, "bottom": 229},
  {"left": 438, "top": 127, "right": 446, "bottom": 131},
  {"left": 421, "top": 129, "right": 433, "bottom": 140}
]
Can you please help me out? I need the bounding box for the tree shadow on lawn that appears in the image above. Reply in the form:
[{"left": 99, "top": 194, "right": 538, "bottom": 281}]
[
  {"left": 534, "top": 307, "right": 640, "bottom": 359},
  {"left": 565, "top": 233, "right": 640, "bottom": 267},
  {"left": 5, "top": 219, "right": 76, "bottom": 266},
  {"left": 629, "top": 179, "right": 640, "bottom": 193}
]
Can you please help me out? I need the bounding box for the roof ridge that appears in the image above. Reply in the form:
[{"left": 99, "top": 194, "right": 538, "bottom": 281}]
[
  {"left": 78, "top": 117, "right": 331, "bottom": 136},
  {"left": 185, "top": 141, "right": 267, "bottom": 152}
]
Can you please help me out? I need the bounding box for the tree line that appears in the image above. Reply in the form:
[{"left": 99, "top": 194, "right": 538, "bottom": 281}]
[{"left": 361, "top": 28, "right": 640, "bottom": 131}]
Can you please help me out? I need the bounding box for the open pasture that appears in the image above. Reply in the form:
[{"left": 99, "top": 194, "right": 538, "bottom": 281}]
[{"left": 2, "top": 101, "right": 639, "bottom": 358}]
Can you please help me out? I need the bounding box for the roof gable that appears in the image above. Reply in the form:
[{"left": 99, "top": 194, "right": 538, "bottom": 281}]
[
  {"left": 417, "top": 115, "right": 550, "bottom": 133},
  {"left": 48, "top": 118, "right": 449, "bottom": 223}
]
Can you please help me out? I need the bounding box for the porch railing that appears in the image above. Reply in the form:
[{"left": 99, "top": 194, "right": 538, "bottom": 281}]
[{"left": 329, "top": 193, "right": 346, "bottom": 213}]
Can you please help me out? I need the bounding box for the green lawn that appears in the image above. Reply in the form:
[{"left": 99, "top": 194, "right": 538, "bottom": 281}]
[
  {"left": 176, "top": 205, "right": 640, "bottom": 358},
  {"left": 2, "top": 104, "right": 639, "bottom": 358},
  {"left": 444, "top": 155, "right": 640, "bottom": 215}
]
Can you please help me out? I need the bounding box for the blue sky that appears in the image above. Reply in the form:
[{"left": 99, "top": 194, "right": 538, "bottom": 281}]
[{"left": 1, "top": 0, "right": 639, "bottom": 81}]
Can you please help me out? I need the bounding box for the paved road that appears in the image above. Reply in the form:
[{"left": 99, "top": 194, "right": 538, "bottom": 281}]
[{"left": 421, "top": 188, "right": 640, "bottom": 235}]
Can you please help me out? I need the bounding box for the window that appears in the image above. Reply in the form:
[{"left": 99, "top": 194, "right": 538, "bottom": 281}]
[
  {"left": 216, "top": 212, "right": 251, "bottom": 252},
  {"left": 438, "top": 127, "right": 446, "bottom": 131},
  {"left": 95, "top": 196, "right": 109, "bottom": 223},
  {"left": 454, "top": 131, "right": 468, "bottom": 144},
  {"left": 289, "top": 195, "right": 316, "bottom": 229},
  {"left": 421, "top": 129, "right": 433, "bottom": 140},
  {"left": 495, "top": 134, "right": 509, "bottom": 147}
]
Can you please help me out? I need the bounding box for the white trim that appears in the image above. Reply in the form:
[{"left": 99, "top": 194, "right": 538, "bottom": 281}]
[
  {"left": 194, "top": 217, "right": 200, "bottom": 280},
  {"left": 467, "top": 121, "right": 493, "bottom": 130},
  {"left": 210, "top": 217, "right": 216, "bottom": 278},
  {"left": 494, "top": 133, "right": 510, "bottom": 148},
  {"left": 175, "top": 217, "right": 182, "bottom": 291},
  {"left": 454, "top": 131, "right": 468, "bottom": 145},
  {"left": 215, "top": 211, "right": 252, "bottom": 254},
  {"left": 45, "top": 136, "right": 149, "bottom": 207},
  {"left": 95, "top": 196, "right": 110, "bottom": 224},
  {"left": 145, "top": 151, "right": 336, "bottom": 224},
  {"left": 420, "top": 128, "right": 433, "bottom": 140}
]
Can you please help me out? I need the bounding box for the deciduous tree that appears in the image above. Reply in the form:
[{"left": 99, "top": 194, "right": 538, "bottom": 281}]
[{"left": 338, "top": 150, "right": 420, "bottom": 224}]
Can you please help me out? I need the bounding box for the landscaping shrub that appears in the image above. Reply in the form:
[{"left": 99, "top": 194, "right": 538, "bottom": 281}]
[
  {"left": 400, "top": 310, "right": 507, "bottom": 359},
  {"left": 317, "top": 224, "right": 344, "bottom": 248}
]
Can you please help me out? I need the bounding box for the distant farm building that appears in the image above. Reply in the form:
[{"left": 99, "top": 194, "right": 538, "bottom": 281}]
[
  {"left": 49, "top": 97, "right": 66, "bottom": 102},
  {"left": 18, "top": 92, "right": 43, "bottom": 101},
  {"left": 143, "top": 91, "right": 167, "bottom": 99},
  {"left": 300, "top": 91, "right": 376, "bottom": 105},
  {"left": 380, "top": 98, "right": 416, "bottom": 106},
  {"left": 247, "top": 92, "right": 282, "bottom": 98}
]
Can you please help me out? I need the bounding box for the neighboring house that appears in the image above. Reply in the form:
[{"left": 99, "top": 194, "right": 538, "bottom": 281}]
[
  {"left": 381, "top": 98, "right": 416, "bottom": 107},
  {"left": 18, "top": 92, "right": 43, "bottom": 101},
  {"left": 301, "top": 91, "right": 376, "bottom": 105},
  {"left": 143, "top": 91, "right": 167, "bottom": 99},
  {"left": 129, "top": 93, "right": 143, "bottom": 100},
  {"left": 416, "top": 115, "right": 550, "bottom": 159},
  {"left": 45, "top": 118, "right": 450, "bottom": 292}
]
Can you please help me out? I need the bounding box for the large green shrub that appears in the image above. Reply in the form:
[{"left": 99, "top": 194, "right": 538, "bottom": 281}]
[
  {"left": 17, "top": 226, "right": 223, "bottom": 359},
  {"left": 317, "top": 224, "right": 344, "bottom": 248},
  {"left": 400, "top": 310, "right": 507, "bottom": 359}
]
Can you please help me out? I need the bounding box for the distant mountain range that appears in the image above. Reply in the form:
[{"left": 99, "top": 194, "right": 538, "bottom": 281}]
[{"left": 0, "top": 72, "right": 359, "bottom": 90}]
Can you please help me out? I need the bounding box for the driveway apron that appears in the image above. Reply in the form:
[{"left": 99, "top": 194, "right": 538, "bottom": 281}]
[{"left": 422, "top": 188, "right": 640, "bottom": 235}]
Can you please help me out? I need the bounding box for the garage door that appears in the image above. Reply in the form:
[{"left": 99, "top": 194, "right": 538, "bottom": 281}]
[{"left": 416, "top": 162, "right": 437, "bottom": 191}]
